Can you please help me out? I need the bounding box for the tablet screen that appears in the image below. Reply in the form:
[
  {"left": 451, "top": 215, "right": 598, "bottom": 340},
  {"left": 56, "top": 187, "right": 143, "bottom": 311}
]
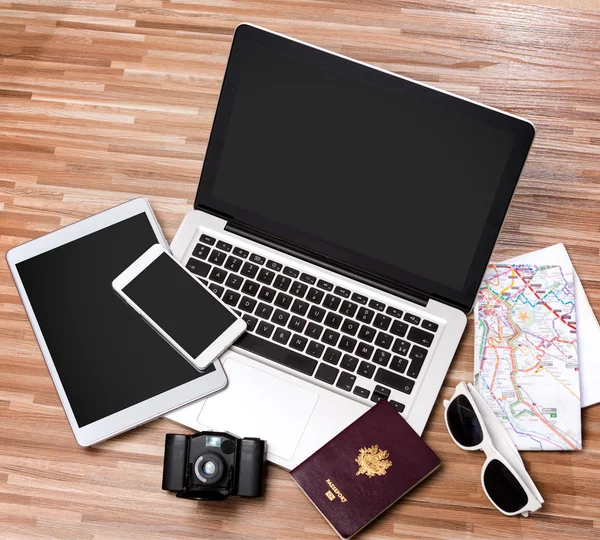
[{"left": 16, "top": 212, "right": 210, "bottom": 427}]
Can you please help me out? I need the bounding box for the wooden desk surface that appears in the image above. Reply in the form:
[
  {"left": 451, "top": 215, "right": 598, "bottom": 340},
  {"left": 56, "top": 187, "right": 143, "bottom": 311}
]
[{"left": 1, "top": 1, "right": 599, "bottom": 538}]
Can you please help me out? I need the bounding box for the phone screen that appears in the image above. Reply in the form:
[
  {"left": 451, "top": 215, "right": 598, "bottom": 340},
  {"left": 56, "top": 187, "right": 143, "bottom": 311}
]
[{"left": 123, "top": 252, "right": 237, "bottom": 358}]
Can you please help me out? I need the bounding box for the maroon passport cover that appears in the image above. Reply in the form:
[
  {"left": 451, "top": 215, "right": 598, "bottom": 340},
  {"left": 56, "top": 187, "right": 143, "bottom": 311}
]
[{"left": 290, "top": 401, "right": 441, "bottom": 539}]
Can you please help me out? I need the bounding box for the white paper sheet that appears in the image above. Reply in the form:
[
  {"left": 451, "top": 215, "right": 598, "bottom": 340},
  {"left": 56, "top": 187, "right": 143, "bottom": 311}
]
[{"left": 504, "top": 244, "right": 600, "bottom": 408}]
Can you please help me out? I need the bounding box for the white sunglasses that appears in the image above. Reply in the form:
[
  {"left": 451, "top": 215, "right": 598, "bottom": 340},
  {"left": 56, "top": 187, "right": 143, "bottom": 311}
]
[{"left": 444, "top": 382, "right": 544, "bottom": 517}]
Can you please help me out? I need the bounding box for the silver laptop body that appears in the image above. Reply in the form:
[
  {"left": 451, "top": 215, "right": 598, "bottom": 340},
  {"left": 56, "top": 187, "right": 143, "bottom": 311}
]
[{"left": 166, "top": 24, "right": 535, "bottom": 470}]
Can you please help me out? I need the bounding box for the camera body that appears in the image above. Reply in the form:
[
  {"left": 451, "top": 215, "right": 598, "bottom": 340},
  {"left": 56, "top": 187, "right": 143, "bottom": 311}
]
[{"left": 162, "top": 432, "right": 266, "bottom": 501}]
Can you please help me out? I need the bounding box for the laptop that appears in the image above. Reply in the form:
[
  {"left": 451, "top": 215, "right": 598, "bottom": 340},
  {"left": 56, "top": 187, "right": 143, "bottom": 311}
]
[{"left": 166, "top": 24, "right": 535, "bottom": 470}]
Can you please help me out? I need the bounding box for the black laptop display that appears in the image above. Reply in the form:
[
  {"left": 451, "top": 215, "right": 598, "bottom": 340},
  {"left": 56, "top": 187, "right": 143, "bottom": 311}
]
[{"left": 195, "top": 25, "right": 534, "bottom": 313}]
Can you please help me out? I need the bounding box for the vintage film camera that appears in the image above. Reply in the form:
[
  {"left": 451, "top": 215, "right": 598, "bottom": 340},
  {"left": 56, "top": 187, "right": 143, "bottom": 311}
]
[{"left": 162, "top": 432, "right": 266, "bottom": 501}]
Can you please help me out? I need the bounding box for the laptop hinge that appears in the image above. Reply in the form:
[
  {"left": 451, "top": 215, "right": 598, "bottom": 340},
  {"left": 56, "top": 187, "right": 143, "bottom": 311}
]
[{"left": 225, "top": 221, "right": 429, "bottom": 307}]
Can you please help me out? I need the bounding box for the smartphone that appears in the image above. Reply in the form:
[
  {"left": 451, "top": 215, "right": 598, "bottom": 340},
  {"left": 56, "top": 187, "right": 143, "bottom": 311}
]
[{"left": 112, "top": 244, "right": 246, "bottom": 370}]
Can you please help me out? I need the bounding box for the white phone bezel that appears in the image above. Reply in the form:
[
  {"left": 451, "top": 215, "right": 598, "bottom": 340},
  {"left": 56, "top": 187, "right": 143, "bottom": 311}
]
[
  {"left": 112, "top": 243, "right": 246, "bottom": 371},
  {"left": 6, "top": 198, "right": 228, "bottom": 447}
]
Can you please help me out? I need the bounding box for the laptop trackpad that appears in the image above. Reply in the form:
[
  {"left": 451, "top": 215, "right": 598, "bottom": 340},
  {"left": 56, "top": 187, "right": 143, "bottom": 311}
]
[{"left": 198, "top": 357, "right": 319, "bottom": 461}]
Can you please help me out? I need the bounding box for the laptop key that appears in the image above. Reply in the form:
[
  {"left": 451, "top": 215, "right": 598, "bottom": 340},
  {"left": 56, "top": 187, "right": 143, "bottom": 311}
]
[
  {"left": 250, "top": 254, "right": 266, "bottom": 265},
  {"left": 356, "top": 342, "right": 374, "bottom": 360},
  {"left": 375, "top": 385, "right": 390, "bottom": 398},
  {"left": 374, "top": 332, "right": 393, "bottom": 349},
  {"left": 273, "top": 274, "right": 291, "bottom": 291},
  {"left": 373, "top": 313, "right": 391, "bottom": 330},
  {"left": 306, "top": 341, "right": 325, "bottom": 359},
  {"left": 372, "top": 349, "right": 391, "bottom": 367},
  {"left": 340, "top": 319, "right": 359, "bottom": 336},
  {"left": 274, "top": 292, "right": 292, "bottom": 309},
  {"left": 256, "top": 303, "right": 273, "bottom": 320},
  {"left": 334, "top": 286, "right": 350, "bottom": 298},
  {"left": 239, "top": 296, "right": 257, "bottom": 313},
  {"left": 357, "top": 326, "right": 375, "bottom": 343},
  {"left": 291, "top": 299, "right": 309, "bottom": 316},
  {"left": 241, "top": 262, "right": 259, "bottom": 278},
  {"left": 290, "top": 281, "right": 308, "bottom": 298},
  {"left": 375, "top": 368, "right": 415, "bottom": 394},
  {"left": 336, "top": 371, "right": 356, "bottom": 392},
  {"left": 225, "top": 274, "right": 243, "bottom": 291},
  {"left": 290, "top": 334, "right": 308, "bottom": 352},
  {"left": 341, "top": 354, "right": 358, "bottom": 372},
  {"left": 353, "top": 386, "right": 370, "bottom": 399},
  {"left": 339, "top": 336, "right": 357, "bottom": 353},
  {"left": 272, "top": 309, "right": 290, "bottom": 326},
  {"left": 370, "top": 391, "right": 386, "bottom": 404},
  {"left": 323, "top": 348, "right": 341, "bottom": 365},
  {"left": 256, "top": 321, "right": 274, "bottom": 338},
  {"left": 357, "top": 307, "right": 374, "bottom": 324},
  {"left": 216, "top": 240, "right": 232, "bottom": 252},
  {"left": 266, "top": 260, "right": 282, "bottom": 272},
  {"left": 390, "top": 400, "right": 405, "bottom": 413},
  {"left": 223, "top": 290, "right": 240, "bottom": 306},
  {"left": 369, "top": 299, "right": 385, "bottom": 312},
  {"left": 283, "top": 266, "right": 299, "bottom": 278},
  {"left": 241, "top": 280, "right": 259, "bottom": 297},
  {"left": 199, "top": 278, "right": 208, "bottom": 286},
  {"left": 186, "top": 259, "right": 210, "bottom": 277},
  {"left": 322, "top": 329, "right": 340, "bottom": 346},
  {"left": 340, "top": 300, "right": 358, "bottom": 317},
  {"left": 323, "top": 294, "right": 341, "bottom": 311},
  {"left": 407, "top": 346, "right": 428, "bottom": 378},
  {"left": 305, "top": 322, "right": 323, "bottom": 340},
  {"left": 288, "top": 316, "right": 306, "bottom": 332},
  {"left": 392, "top": 338, "right": 411, "bottom": 357},
  {"left": 351, "top": 293, "right": 368, "bottom": 305},
  {"left": 307, "top": 287, "right": 324, "bottom": 304},
  {"left": 273, "top": 327, "right": 291, "bottom": 345},
  {"left": 324, "top": 312, "right": 342, "bottom": 329},
  {"left": 233, "top": 247, "right": 249, "bottom": 258},
  {"left": 317, "top": 279, "right": 333, "bottom": 291},
  {"left": 386, "top": 306, "right": 403, "bottom": 319},
  {"left": 257, "top": 269, "right": 275, "bottom": 285},
  {"left": 390, "top": 320, "right": 408, "bottom": 337},
  {"left": 315, "top": 363, "right": 339, "bottom": 385},
  {"left": 241, "top": 314, "right": 257, "bottom": 332},
  {"left": 300, "top": 273, "right": 316, "bottom": 285},
  {"left": 209, "top": 267, "right": 227, "bottom": 284},
  {"left": 404, "top": 312, "right": 421, "bottom": 325},
  {"left": 199, "top": 234, "right": 215, "bottom": 245},
  {"left": 390, "top": 356, "right": 408, "bottom": 374},
  {"left": 307, "top": 306, "right": 325, "bottom": 322},
  {"left": 192, "top": 243, "right": 210, "bottom": 260},
  {"left": 257, "top": 286, "right": 276, "bottom": 303},
  {"left": 224, "top": 256, "right": 242, "bottom": 272},
  {"left": 422, "top": 319, "right": 439, "bottom": 332},
  {"left": 235, "top": 333, "right": 317, "bottom": 376},
  {"left": 407, "top": 326, "right": 434, "bottom": 347},
  {"left": 208, "top": 250, "right": 226, "bottom": 266},
  {"left": 209, "top": 283, "right": 224, "bottom": 298},
  {"left": 357, "top": 361, "right": 375, "bottom": 379}
]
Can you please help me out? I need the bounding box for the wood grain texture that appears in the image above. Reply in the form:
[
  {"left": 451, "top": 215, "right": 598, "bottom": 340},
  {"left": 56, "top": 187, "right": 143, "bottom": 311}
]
[{"left": 1, "top": 1, "right": 599, "bottom": 539}]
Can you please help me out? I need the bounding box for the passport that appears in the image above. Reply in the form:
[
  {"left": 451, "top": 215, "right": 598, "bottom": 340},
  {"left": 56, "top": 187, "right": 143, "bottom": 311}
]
[{"left": 290, "top": 401, "right": 441, "bottom": 539}]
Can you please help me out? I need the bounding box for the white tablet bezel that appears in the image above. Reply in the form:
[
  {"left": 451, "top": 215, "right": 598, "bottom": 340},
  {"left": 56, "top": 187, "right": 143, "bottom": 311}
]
[
  {"left": 112, "top": 243, "right": 246, "bottom": 370},
  {"left": 6, "top": 198, "right": 228, "bottom": 447}
]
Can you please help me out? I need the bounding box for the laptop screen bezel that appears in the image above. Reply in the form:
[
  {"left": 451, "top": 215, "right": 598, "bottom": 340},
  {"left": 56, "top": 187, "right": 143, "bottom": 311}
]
[{"left": 194, "top": 24, "right": 535, "bottom": 313}]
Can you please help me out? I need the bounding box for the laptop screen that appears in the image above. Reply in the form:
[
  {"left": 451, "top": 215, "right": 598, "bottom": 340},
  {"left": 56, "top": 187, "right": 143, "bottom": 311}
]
[{"left": 196, "top": 25, "right": 534, "bottom": 311}]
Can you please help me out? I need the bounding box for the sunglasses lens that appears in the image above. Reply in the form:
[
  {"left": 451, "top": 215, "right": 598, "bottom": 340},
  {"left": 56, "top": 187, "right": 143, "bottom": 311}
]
[
  {"left": 446, "top": 394, "right": 484, "bottom": 447},
  {"left": 483, "top": 459, "right": 529, "bottom": 513}
]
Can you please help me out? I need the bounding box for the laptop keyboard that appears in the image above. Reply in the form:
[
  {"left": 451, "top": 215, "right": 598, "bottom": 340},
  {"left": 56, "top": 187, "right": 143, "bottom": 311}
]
[{"left": 185, "top": 232, "right": 441, "bottom": 414}]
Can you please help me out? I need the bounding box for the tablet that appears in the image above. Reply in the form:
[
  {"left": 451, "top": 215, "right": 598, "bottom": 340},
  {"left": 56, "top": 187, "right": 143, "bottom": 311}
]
[{"left": 6, "top": 198, "right": 227, "bottom": 446}]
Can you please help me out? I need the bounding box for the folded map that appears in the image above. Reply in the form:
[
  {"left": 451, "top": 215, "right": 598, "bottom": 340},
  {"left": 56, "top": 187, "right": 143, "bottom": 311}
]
[{"left": 474, "top": 263, "right": 582, "bottom": 451}]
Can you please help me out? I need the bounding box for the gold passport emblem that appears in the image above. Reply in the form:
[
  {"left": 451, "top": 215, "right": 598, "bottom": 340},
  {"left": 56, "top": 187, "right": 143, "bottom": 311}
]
[{"left": 355, "top": 445, "right": 392, "bottom": 478}]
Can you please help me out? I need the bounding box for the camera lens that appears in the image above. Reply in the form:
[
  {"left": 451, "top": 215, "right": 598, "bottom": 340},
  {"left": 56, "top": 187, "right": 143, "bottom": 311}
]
[
  {"left": 202, "top": 461, "right": 216, "bottom": 475},
  {"left": 193, "top": 452, "right": 225, "bottom": 486}
]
